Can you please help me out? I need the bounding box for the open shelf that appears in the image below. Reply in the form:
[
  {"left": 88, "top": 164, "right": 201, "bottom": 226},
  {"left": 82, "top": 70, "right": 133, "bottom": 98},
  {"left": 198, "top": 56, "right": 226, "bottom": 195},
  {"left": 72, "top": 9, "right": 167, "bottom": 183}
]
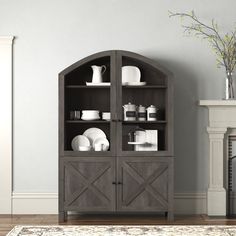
[
  {"left": 66, "top": 120, "right": 110, "bottom": 123},
  {"left": 122, "top": 120, "right": 167, "bottom": 124},
  {"left": 122, "top": 85, "right": 167, "bottom": 89},
  {"left": 122, "top": 123, "right": 166, "bottom": 152},
  {"left": 65, "top": 56, "right": 111, "bottom": 86},
  {"left": 66, "top": 85, "right": 110, "bottom": 89}
]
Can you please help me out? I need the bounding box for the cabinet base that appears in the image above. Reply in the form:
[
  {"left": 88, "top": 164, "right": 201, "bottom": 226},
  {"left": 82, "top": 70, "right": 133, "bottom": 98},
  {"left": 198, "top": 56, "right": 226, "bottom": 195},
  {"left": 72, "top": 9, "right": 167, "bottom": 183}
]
[
  {"left": 59, "top": 211, "right": 174, "bottom": 222},
  {"left": 59, "top": 211, "right": 67, "bottom": 223}
]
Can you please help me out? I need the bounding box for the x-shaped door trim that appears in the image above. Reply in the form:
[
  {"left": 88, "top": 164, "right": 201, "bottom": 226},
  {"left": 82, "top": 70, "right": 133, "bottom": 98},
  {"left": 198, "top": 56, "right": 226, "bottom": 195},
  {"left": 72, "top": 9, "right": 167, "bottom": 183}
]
[
  {"left": 65, "top": 162, "right": 111, "bottom": 206},
  {"left": 122, "top": 162, "right": 168, "bottom": 208}
]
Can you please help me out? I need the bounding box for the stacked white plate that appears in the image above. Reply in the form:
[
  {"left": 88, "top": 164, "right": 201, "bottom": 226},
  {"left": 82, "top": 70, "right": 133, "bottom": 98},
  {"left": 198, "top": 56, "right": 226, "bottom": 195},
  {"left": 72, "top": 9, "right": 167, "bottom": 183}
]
[
  {"left": 81, "top": 110, "right": 100, "bottom": 120},
  {"left": 83, "top": 128, "right": 109, "bottom": 151},
  {"left": 71, "top": 127, "right": 110, "bottom": 151}
]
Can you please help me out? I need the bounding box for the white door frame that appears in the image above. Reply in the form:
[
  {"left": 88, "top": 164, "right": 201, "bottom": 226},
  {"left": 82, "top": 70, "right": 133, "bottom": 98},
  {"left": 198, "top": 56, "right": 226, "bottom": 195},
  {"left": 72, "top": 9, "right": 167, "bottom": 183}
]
[{"left": 0, "top": 36, "right": 14, "bottom": 214}]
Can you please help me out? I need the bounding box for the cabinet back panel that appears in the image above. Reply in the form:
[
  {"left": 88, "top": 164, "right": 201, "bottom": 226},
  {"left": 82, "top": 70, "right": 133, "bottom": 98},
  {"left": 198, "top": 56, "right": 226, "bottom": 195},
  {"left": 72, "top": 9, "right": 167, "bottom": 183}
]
[
  {"left": 65, "top": 123, "right": 110, "bottom": 151},
  {"left": 65, "top": 56, "right": 111, "bottom": 85},
  {"left": 65, "top": 89, "right": 110, "bottom": 118},
  {"left": 122, "top": 56, "right": 166, "bottom": 86},
  {"left": 122, "top": 89, "right": 166, "bottom": 120},
  {"left": 122, "top": 124, "right": 166, "bottom": 151}
]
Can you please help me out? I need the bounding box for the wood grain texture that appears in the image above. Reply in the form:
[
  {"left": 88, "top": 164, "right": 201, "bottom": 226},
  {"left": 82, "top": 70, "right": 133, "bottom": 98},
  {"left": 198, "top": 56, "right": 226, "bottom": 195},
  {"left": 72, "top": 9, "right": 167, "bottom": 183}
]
[{"left": 59, "top": 50, "right": 174, "bottom": 222}]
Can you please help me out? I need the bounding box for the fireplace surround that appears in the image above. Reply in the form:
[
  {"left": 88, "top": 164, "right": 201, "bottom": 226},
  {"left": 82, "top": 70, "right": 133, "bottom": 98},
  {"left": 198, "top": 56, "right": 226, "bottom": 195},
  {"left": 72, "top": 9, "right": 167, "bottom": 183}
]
[{"left": 200, "top": 100, "right": 236, "bottom": 216}]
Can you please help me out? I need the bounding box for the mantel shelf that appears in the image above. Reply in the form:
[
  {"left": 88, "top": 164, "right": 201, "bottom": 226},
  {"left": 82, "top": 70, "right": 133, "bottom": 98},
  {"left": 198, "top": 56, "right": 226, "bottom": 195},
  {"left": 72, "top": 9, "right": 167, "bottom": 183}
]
[{"left": 199, "top": 100, "right": 236, "bottom": 106}]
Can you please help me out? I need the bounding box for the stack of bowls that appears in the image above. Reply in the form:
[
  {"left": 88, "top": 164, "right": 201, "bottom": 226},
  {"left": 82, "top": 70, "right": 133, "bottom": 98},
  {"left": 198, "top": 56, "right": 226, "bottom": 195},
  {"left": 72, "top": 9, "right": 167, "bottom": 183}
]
[{"left": 81, "top": 110, "right": 100, "bottom": 120}]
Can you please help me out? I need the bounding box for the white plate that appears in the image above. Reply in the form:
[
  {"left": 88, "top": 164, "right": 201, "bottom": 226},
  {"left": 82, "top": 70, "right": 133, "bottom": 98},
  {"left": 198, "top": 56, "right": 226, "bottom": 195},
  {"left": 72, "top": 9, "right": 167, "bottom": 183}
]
[
  {"left": 83, "top": 128, "right": 106, "bottom": 144},
  {"left": 122, "top": 82, "right": 146, "bottom": 86},
  {"left": 86, "top": 82, "right": 110, "bottom": 86},
  {"left": 93, "top": 137, "right": 110, "bottom": 151},
  {"left": 71, "top": 135, "right": 90, "bottom": 151},
  {"left": 78, "top": 146, "right": 91, "bottom": 151},
  {"left": 128, "top": 141, "right": 147, "bottom": 145},
  {"left": 122, "top": 66, "right": 141, "bottom": 83}
]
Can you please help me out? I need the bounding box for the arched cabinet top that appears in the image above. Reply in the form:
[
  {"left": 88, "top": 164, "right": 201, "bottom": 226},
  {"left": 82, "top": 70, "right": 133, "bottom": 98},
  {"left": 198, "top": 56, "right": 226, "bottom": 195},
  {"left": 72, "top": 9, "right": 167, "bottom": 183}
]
[{"left": 59, "top": 50, "right": 173, "bottom": 87}]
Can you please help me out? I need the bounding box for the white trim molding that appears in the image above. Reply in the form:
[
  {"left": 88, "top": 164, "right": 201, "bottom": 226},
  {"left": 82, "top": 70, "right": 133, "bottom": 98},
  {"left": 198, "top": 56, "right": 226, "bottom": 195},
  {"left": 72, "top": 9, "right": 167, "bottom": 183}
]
[
  {"left": 0, "top": 36, "right": 14, "bottom": 214},
  {"left": 174, "top": 192, "right": 206, "bottom": 214},
  {"left": 12, "top": 193, "right": 58, "bottom": 214},
  {"left": 11, "top": 192, "right": 206, "bottom": 215}
]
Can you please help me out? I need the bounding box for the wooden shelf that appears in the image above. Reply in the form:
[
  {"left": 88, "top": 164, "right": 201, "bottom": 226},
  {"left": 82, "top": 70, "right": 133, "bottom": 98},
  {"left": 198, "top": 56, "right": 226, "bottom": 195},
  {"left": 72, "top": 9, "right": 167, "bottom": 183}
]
[
  {"left": 122, "top": 120, "right": 167, "bottom": 124},
  {"left": 66, "top": 85, "right": 110, "bottom": 89},
  {"left": 122, "top": 85, "right": 167, "bottom": 89},
  {"left": 66, "top": 85, "right": 167, "bottom": 89},
  {"left": 66, "top": 120, "right": 110, "bottom": 123}
]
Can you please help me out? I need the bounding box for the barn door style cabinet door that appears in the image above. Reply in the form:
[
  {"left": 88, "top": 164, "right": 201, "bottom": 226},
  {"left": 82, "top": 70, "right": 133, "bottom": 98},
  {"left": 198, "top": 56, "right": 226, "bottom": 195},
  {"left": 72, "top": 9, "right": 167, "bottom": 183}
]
[{"left": 59, "top": 50, "right": 174, "bottom": 222}]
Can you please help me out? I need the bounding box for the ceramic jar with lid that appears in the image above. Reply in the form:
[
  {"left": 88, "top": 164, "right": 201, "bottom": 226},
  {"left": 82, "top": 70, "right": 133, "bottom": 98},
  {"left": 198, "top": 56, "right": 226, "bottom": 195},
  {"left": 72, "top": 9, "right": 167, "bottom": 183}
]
[
  {"left": 147, "top": 105, "right": 158, "bottom": 121},
  {"left": 123, "top": 102, "right": 136, "bottom": 121},
  {"left": 137, "top": 105, "right": 146, "bottom": 121}
]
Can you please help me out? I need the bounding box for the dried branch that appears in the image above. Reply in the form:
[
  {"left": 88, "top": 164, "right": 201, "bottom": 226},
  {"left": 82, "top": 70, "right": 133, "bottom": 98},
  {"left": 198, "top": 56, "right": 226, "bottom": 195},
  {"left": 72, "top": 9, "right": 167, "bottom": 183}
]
[{"left": 169, "top": 10, "right": 236, "bottom": 74}]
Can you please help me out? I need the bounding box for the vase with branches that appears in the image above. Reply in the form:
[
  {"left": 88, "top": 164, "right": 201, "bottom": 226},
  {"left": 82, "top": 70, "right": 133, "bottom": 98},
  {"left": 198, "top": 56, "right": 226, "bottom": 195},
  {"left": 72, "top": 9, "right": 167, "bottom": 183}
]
[{"left": 169, "top": 10, "right": 236, "bottom": 99}]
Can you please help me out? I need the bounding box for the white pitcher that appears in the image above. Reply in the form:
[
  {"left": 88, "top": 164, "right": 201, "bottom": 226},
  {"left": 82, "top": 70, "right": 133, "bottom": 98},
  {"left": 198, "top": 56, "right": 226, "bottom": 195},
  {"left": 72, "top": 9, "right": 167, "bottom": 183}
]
[{"left": 91, "top": 65, "right": 106, "bottom": 83}]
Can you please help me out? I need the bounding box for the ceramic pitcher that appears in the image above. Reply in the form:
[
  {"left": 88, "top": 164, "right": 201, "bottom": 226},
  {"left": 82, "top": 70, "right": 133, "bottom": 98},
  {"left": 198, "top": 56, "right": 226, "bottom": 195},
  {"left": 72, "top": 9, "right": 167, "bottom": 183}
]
[{"left": 91, "top": 65, "right": 106, "bottom": 83}]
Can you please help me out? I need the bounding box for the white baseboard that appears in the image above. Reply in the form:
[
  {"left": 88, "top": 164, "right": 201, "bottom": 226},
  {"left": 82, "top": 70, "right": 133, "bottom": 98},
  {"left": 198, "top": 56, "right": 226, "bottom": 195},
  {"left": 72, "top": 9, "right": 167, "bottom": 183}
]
[
  {"left": 11, "top": 192, "right": 207, "bottom": 215},
  {"left": 174, "top": 192, "right": 206, "bottom": 214},
  {"left": 12, "top": 193, "right": 58, "bottom": 214}
]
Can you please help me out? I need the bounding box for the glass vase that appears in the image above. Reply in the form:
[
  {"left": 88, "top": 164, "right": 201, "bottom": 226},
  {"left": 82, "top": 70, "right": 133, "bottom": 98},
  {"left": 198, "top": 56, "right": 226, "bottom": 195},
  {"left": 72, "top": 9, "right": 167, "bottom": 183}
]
[{"left": 225, "top": 72, "right": 235, "bottom": 100}]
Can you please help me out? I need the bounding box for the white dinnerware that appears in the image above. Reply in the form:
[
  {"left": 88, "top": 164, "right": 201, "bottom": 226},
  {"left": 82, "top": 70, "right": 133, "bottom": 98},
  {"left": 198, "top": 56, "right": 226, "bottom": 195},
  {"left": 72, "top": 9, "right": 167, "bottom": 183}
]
[
  {"left": 91, "top": 65, "right": 106, "bottom": 83},
  {"left": 122, "top": 66, "right": 141, "bottom": 84},
  {"left": 93, "top": 137, "right": 109, "bottom": 151},
  {"left": 81, "top": 110, "right": 100, "bottom": 120},
  {"left": 122, "top": 81, "right": 146, "bottom": 86},
  {"left": 102, "top": 112, "right": 111, "bottom": 120},
  {"left": 78, "top": 146, "right": 91, "bottom": 151},
  {"left": 83, "top": 127, "right": 106, "bottom": 144},
  {"left": 71, "top": 135, "right": 90, "bottom": 151},
  {"left": 86, "top": 82, "right": 110, "bottom": 86}
]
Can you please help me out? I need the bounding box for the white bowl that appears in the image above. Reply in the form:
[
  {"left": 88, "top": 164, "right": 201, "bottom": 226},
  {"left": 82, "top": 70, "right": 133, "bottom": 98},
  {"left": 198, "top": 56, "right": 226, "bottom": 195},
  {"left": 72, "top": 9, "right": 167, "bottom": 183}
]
[
  {"left": 81, "top": 116, "right": 100, "bottom": 121},
  {"left": 78, "top": 146, "right": 91, "bottom": 151},
  {"left": 82, "top": 110, "right": 99, "bottom": 114}
]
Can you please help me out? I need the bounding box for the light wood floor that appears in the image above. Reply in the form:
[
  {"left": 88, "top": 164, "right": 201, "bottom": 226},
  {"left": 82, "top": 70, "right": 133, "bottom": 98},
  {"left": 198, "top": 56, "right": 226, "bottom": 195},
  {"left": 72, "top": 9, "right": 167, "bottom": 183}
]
[{"left": 1, "top": 214, "right": 236, "bottom": 236}]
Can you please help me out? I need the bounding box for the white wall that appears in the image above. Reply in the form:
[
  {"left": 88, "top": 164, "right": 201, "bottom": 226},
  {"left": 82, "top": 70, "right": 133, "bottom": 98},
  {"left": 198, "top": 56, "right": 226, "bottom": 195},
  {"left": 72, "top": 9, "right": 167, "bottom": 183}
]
[{"left": 0, "top": 0, "right": 235, "bottom": 193}]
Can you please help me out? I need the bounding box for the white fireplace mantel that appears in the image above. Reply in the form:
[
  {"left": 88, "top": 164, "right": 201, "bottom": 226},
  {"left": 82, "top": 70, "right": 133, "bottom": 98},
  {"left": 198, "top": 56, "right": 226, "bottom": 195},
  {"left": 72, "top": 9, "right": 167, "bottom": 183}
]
[{"left": 199, "top": 100, "right": 236, "bottom": 216}]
